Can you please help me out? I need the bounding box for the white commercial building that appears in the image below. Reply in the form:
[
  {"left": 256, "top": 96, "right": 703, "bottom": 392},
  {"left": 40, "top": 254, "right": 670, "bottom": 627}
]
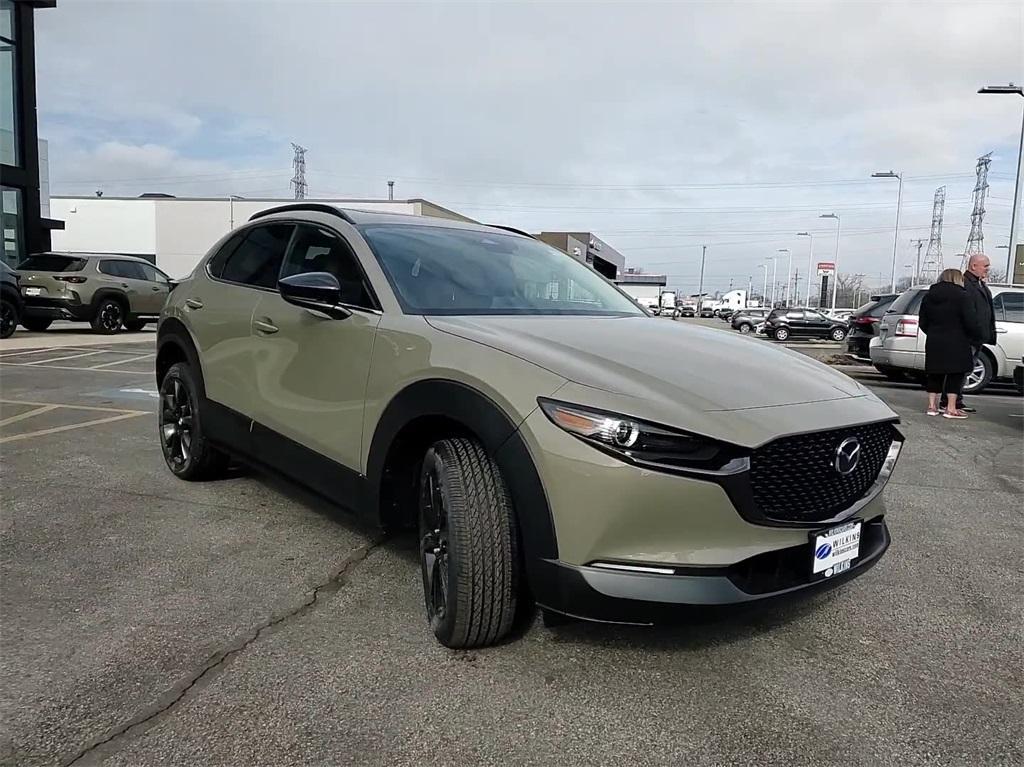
[{"left": 49, "top": 196, "right": 476, "bottom": 278}]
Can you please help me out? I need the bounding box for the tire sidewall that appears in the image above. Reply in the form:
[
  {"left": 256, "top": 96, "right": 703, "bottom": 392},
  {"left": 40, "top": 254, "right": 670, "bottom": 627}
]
[
  {"left": 738, "top": 323, "right": 752, "bottom": 334},
  {"left": 774, "top": 327, "right": 789, "bottom": 341},
  {"left": 0, "top": 300, "right": 16, "bottom": 339},
  {"left": 159, "top": 363, "right": 203, "bottom": 477},
  {"left": 93, "top": 298, "right": 125, "bottom": 334},
  {"left": 831, "top": 328, "right": 847, "bottom": 341}
]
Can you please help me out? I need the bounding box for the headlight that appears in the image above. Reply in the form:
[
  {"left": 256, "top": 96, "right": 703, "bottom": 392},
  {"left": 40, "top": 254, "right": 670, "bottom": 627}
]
[{"left": 538, "top": 399, "right": 746, "bottom": 474}]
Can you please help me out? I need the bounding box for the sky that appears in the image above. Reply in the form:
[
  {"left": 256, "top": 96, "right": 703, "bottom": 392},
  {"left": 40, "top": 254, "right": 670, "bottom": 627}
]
[{"left": 34, "top": 0, "right": 1023, "bottom": 297}]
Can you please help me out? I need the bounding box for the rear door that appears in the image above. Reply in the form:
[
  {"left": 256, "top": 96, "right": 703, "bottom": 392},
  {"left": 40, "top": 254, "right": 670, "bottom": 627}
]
[
  {"left": 992, "top": 290, "right": 1024, "bottom": 375},
  {"left": 97, "top": 260, "right": 142, "bottom": 306},
  {"left": 186, "top": 223, "right": 294, "bottom": 419},
  {"left": 250, "top": 222, "right": 381, "bottom": 472},
  {"left": 137, "top": 263, "right": 172, "bottom": 314}
]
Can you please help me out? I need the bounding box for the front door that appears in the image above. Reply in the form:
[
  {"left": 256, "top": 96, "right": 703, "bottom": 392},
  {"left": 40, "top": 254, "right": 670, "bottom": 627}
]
[
  {"left": 803, "top": 309, "right": 832, "bottom": 336},
  {"left": 784, "top": 309, "right": 808, "bottom": 335},
  {"left": 249, "top": 223, "right": 381, "bottom": 473},
  {"left": 137, "top": 263, "right": 172, "bottom": 314}
]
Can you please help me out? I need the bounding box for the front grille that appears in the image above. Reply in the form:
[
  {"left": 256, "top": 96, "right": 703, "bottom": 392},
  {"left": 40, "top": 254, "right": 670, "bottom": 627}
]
[{"left": 750, "top": 422, "right": 896, "bottom": 523}]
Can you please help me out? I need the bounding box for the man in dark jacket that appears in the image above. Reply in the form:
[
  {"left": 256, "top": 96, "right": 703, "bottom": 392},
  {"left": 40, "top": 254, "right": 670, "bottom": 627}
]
[{"left": 942, "top": 254, "right": 996, "bottom": 412}]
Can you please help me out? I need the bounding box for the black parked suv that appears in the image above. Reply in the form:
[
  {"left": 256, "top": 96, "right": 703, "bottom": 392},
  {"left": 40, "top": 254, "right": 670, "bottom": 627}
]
[
  {"left": 1, "top": 261, "right": 22, "bottom": 339},
  {"left": 765, "top": 307, "right": 848, "bottom": 342},
  {"left": 845, "top": 294, "right": 899, "bottom": 360}
]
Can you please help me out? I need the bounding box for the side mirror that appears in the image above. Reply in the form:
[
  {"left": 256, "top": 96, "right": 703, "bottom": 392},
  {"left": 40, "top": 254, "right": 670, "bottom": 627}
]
[{"left": 278, "top": 272, "right": 352, "bottom": 319}]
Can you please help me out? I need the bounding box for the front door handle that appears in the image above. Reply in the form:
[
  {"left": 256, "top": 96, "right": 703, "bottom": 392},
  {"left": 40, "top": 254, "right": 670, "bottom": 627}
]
[
  {"left": 151, "top": 286, "right": 162, "bottom": 292},
  {"left": 185, "top": 298, "right": 204, "bottom": 310},
  {"left": 254, "top": 318, "right": 279, "bottom": 335}
]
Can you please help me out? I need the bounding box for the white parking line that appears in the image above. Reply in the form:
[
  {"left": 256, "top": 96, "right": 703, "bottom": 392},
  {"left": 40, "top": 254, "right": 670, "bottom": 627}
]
[
  {"left": 0, "top": 362, "right": 152, "bottom": 375},
  {"left": 0, "top": 346, "right": 96, "bottom": 359},
  {"left": 88, "top": 353, "right": 155, "bottom": 369},
  {"left": 0, "top": 412, "right": 147, "bottom": 444},
  {"left": 0, "top": 404, "right": 59, "bottom": 428},
  {"left": 23, "top": 350, "right": 109, "bottom": 365}
]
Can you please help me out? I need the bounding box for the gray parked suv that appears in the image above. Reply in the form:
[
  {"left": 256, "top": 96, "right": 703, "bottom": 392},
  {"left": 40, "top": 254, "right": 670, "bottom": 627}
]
[{"left": 157, "top": 203, "right": 904, "bottom": 647}]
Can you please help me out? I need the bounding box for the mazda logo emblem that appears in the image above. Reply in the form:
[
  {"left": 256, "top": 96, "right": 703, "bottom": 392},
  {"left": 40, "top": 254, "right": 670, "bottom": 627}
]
[{"left": 835, "top": 437, "right": 861, "bottom": 475}]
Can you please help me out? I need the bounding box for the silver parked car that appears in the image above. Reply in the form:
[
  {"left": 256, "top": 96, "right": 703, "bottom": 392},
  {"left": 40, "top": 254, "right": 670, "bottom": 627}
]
[{"left": 870, "top": 284, "right": 1024, "bottom": 393}]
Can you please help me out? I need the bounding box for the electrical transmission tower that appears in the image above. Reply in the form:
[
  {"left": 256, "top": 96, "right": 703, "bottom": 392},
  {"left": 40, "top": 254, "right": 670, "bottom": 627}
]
[
  {"left": 290, "top": 143, "right": 308, "bottom": 200},
  {"left": 962, "top": 152, "right": 992, "bottom": 267},
  {"left": 920, "top": 186, "right": 944, "bottom": 282}
]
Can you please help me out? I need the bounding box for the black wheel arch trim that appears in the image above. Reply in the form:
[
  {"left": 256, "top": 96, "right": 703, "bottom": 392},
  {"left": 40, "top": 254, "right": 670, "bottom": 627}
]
[
  {"left": 91, "top": 288, "right": 131, "bottom": 315},
  {"left": 156, "top": 318, "right": 208, "bottom": 397},
  {"left": 366, "top": 378, "right": 559, "bottom": 579}
]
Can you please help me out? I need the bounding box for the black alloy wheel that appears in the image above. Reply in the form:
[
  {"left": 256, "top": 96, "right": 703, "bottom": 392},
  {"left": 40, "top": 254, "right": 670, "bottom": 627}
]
[
  {"left": 420, "top": 466, "right": 450, "bottom": 627},
  {"left": 92, "top": 299, "right": 124, "bottom": 334},
  {"left": 0, "top": 300, "right": 16, "bottom": 339},
  {"left": 160, "top": 375, "right": 194, "bottom": 472}
]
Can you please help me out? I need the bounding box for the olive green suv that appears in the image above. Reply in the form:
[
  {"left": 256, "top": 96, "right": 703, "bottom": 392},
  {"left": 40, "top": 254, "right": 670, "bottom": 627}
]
[
  {"left": 17, "top": 253, "right": 173, "bottom": 333},
  {"left": 156, "top": 204, "right": 904, "bottom": 648}
]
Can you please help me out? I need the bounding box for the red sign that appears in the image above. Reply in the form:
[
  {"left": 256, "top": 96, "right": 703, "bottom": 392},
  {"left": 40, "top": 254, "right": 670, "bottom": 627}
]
[{"left": 816, "top": 262, "right": 836, "bottom": 271}]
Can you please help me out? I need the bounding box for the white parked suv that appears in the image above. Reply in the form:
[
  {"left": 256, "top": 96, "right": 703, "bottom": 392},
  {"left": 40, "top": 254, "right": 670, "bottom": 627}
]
[{"left": 870, "top": 284, "right": 1024, "bottom": 393}]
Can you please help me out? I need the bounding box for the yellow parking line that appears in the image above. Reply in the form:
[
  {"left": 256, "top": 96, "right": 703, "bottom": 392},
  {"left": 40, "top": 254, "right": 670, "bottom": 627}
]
[
  {"left": 89, "top": 353, "right": 155, "bottom": 369},
  {"left": 0, "top": 398, "right": 149, "bottom": 414},
  {"left": 0, "top": 404, "right": 59, "bottom": 428},
  {"left": 0, "top": 412, "right": 147, "bottom": 444}
]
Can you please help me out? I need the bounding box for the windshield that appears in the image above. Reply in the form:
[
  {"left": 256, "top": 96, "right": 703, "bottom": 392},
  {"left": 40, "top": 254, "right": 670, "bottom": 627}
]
[
  {"left": 18, "top": 255, "right": 87, "bottom": 272},
  {"left": 359, "top": 224, "right": 644, "bottom": 317}
]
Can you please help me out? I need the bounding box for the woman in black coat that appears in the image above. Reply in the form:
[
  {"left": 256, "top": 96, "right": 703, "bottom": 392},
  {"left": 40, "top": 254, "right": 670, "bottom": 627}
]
[{"left": 918, "top": 268, "right": 981, "bottom": 419}]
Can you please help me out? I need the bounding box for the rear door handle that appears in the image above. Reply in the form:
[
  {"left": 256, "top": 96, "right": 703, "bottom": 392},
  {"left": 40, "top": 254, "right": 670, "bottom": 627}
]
[
  {"left": 185, "top": 298, "right": 204, "bottom": 310},
  {"left": 151, "top": 286, "right": 162, "bottom": 292},
  {"left": 253, "top": 318, "right": 279, "bottom": 335}
]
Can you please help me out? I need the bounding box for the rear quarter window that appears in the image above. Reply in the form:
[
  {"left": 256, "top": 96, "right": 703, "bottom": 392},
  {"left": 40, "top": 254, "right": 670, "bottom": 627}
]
[{"left": 888, "top": 288, "right": 926, "bottom": 315}]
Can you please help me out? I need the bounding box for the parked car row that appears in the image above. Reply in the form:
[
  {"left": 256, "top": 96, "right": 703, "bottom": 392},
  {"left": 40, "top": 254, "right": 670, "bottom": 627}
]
[
  {"left": 870, "top": 284, "right": 1024, "bottom": 394},
  {"left": 0, "top": 253, "right": 174, "bottom": 337},
  {"left": 726, "top": 305, "right": 849, "bottom": 342}
]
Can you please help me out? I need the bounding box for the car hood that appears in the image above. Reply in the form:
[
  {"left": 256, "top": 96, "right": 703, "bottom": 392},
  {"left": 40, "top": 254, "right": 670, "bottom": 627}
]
[{"left": 426, "top": 315, "right": 871, "bottom": 413}]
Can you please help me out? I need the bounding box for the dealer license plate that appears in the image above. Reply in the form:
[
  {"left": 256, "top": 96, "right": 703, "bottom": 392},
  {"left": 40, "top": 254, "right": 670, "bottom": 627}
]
[
  {"left": 811, "top": 521, "right": 861, "bottom": 579},
  {"left": 24, "top": 287, "right": 42, "bottom": 296}
]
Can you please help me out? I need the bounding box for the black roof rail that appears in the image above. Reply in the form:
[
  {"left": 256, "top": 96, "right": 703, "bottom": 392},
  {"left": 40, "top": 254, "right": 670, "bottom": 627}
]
[
  {"left": 249, "top": 203, "right": 355, "bottom": 224},
  {"left": 486, "top": 224, "right": 536, "bottom": 239}
]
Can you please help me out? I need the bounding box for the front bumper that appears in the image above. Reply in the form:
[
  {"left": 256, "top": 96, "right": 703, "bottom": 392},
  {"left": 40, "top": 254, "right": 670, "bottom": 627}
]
[{"left": 536, "top": 517, "right": 890, "bottom": 624}]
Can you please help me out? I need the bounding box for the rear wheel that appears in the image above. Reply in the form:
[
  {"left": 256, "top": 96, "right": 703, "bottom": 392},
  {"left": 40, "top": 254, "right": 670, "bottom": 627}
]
[
  {"left": 0, "top": 299, "right": 18, "bottom": 338},
  {"left": 159, "top": 362, "right": 229, "bottom": 480},
  {"left": 419, "top": 437, "right": 519, "bottom": 648},
  {"left": 123, "top": 318, "right": 147, "bottom": 332},
  {"left": 737, "top": 322, "right": 753, "bottom": 334},
  {"left": 962, "top": 353, "right": 993, "bottom": 395},
  {"left": 20, "top": 316, "right": 52, "bottom": 332},
  {"left": 773, "top": 326, "right": 790, "bottom": 341},
  {"left": 91, "top": 298, "right": 125, "bottom": 334}
]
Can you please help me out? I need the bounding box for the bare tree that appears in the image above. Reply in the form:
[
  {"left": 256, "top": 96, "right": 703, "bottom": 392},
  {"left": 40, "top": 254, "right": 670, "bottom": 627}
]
[
  {"left": 833, "top": 273, "right": 866, "bottom": 308},
  {"left": 988, "top": 267, "right": 1007, "bottom": 283}
]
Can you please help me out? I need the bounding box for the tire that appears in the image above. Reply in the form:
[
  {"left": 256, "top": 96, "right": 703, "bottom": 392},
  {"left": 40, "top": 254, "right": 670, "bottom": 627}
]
[
  {"left": 830, "top": 327, "right": 848, "bottom": 342},
  {"left": 20, "top": 316, "right": 52, "bottom": 332},
  {"left": 0, "top": 299, "right": 18, "bottom": 339},
  {"left": 91, "top": 298, "right": 126, "bottom": 334},
  {"left": 875, "top": 365, "right": 907, "bottom": 382},
  {"left": 773, "top": 327, "right": 790, "bottom": 341},
  {"left": 962, "top": 353, "right": 993, "bottom": 395},
  {"left": 158, "top": 362, "right": 229, "bottom": 481},
  {"left": 123, "top": 318, "right": 147, "bottom": 332},
  {"left": 418, "top": 437, "right": 519, "bottom": 648},
  {"left": 737, "top": 322, "right": 753, "bottom": 334}
]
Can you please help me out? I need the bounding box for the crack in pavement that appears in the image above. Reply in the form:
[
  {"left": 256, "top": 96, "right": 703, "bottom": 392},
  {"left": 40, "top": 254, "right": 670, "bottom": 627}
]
[{"left": 59, "top": 539, "right": 384, "bottom": 767}]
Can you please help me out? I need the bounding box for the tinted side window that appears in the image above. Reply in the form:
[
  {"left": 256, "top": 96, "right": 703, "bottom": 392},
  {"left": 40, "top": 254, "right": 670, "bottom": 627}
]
[
  {"left": 220, "top": 225, "right": 294, "bottom": 289},
  {"left": 98, "top": 260, "right": 125, "bottom": 278},
  {"left": 140, "top": 264, "right": 169, "bottom": 284},
  {"left": 786, "top": 310, "right": 804, "bottom": 319},
  {"left": 207, "top": 231, "right": 247, "bottom": 279},
  {"left": 280, "top": 225, "right": 375, "bottom": 309},
  {"left": 994, "top": 292, "right": 1024, "bottom": 323},
  {"left": 118, "top": 261, "right": 149, "bottom": 280}
]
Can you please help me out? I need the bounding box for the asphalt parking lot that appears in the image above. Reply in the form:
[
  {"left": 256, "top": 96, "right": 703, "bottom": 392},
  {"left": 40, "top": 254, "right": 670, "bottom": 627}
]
[{"left": 1, "top": 328, "right": 1021, "bottom": 766}]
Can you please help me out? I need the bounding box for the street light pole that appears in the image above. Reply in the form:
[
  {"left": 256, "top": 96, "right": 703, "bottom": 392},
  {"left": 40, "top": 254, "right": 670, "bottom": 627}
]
[
  {"left": 820, "top": 213, "right": 841, "bottom": 310},
  {"left": 697, "top": 245, "right": 707, "bottom": 313},
  {"left": 797, "top": 232, "right": 813, "bottom": 305},
  {"left": 872, "top": 171, "right": 903, "bottom": 292},
  {"left": 979, "top": 84, "right": 1024, "bottom": 282},
  {"left": 759, "top": 263, "right": 768, "bottom": 306},
  {"left": 777, "top": 248, "right": 792, "bottom": 305},
  {"left": 769, "top": 256, "right": 778, "bottom": 306}
]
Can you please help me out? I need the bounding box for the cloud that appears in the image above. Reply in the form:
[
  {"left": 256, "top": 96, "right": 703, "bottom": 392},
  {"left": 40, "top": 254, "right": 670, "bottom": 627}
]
[{"left": 33, "top": 0, "right": 1022, "bottom": 291}]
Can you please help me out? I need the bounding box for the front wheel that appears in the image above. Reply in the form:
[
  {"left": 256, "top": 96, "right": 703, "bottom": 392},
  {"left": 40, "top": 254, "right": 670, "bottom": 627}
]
[
  {"left": 773, "top": 327, "right": 790, "bottom": 341},
  {"left": 123, "top": 318, "right": 147, "bottom": 332},
  {"left": 737, "top": 322, "right": 753, "bottom": 334},
  {"left": 419, "top": 437, "right": 519, "bottom": 648},
  {"left": 962, "top": 354, "right": 993, "bottom": 395},
  {"left": 91, "top": 298, "right": 125, "bottom": 334},
  {"left": 830, "top": 327, "right": 848, "bottom": 342},
  {"left": 0, "top": 300, "right": 18, "bottom": 338},
  {"left": 159, "top": 362, "right": 229, "bottom": 480}
]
